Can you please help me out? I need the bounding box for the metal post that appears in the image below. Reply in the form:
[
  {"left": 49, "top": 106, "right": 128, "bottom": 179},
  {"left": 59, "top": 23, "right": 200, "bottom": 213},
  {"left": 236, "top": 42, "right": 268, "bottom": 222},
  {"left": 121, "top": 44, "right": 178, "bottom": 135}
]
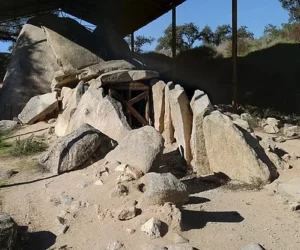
[
  {"left": 172, "top": 5, "right": 176, "bottom": 59},
  {"left": 232, "top": 0, "right": 238, "bottom": 111},
  {"left": 131, "top": 32, "right": 134, "bottom": 56}
]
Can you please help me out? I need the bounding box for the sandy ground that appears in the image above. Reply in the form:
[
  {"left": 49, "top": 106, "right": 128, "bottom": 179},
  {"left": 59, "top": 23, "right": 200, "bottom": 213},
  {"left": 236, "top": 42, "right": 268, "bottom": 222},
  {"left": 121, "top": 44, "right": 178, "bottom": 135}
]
[{"left": 0, "top": 127, "right": 300, "bottom": 250}]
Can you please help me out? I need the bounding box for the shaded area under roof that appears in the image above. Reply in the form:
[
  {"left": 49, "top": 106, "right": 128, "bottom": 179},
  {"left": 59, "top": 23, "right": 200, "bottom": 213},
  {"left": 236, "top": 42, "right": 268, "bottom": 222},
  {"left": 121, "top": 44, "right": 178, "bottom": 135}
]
[{"left": 0, "top": 0, "right": 186, "bottom": 36}]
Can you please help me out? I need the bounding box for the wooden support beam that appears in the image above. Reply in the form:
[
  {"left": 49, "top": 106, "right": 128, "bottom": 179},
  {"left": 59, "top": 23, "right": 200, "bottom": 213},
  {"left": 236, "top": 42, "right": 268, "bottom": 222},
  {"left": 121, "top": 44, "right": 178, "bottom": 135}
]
[{"left": 232, "top": 0, "right": 238, "bottom": 111}]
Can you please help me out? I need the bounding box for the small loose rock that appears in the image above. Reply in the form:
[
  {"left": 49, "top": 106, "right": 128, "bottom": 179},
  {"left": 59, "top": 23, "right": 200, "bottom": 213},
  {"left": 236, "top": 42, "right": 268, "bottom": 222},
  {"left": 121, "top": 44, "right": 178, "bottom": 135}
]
[{"left": 141, "top": 218, "right": 162, "bottom": 239}]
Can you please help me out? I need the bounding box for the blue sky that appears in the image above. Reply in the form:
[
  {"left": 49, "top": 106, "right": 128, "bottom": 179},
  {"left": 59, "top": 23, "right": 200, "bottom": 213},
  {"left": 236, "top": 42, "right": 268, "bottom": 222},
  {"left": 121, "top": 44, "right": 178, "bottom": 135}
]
[{"left": 0, "top": 0, "right": 289, "bottom": 52}]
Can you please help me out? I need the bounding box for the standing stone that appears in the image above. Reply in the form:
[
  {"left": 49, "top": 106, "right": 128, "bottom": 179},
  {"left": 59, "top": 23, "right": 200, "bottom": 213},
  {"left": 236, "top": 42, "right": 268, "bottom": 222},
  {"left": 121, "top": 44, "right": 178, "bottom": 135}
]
[
  {"left": 39, "top": 124, "right": 114, "bottom": 174},
  {"left": 55, "top": 81, "right": 86, "bottom": 137},
  {"left": 152, "top": 80, "right": 166, "bottom": 133},
  {"left": 170, "top": 85, "right": 193, "bottom": 164},
  {"left": 163, "top": 82, "right": 175, "bottom": 144},
  {"left": 190, "top": 90, "right": 213, "bottom": 175},
  {"left": 18, "top": 92, "right": 58, "bottom": 125},
  {"left": 66, "top": 87, "right": 131, "bottom": 142},
  {"left": 0, "top": 213, "right": 17, "bottom": 250},
  {"left": 60, "top": 87, "right": 74, "bottom": 110},
  {"left": 203, "top": 111, "right": 273, "bottom": 184},
  {"left": 105, "top": 126, "right": 163, "bottom": 173}
]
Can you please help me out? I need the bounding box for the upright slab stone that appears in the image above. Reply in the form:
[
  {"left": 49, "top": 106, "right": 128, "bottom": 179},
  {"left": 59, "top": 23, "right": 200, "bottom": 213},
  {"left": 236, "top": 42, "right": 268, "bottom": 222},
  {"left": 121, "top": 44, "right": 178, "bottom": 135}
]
[
  {"left": 203, "top": 111, "right": 273, "bottom": 184},
  {"left": 190, "top": 90, "right": 213, "bottom": 175},
  {"left": 152, "top": 80, "right": 166, "bottom": 133},
  {"left": 170, "top": 85, "right": 193, "bottom": 164},
  {"left": 55, "top": 82, "right": 86, "bottom": 136},
  {"left": 163, "top": 82, "right": 175, "bottom": 145},
  {"left": 66, "top": 87, "right": 131, "bottom": 142},
  {"left": 18, "top": 92, "right": 58, "bottom": 125}
]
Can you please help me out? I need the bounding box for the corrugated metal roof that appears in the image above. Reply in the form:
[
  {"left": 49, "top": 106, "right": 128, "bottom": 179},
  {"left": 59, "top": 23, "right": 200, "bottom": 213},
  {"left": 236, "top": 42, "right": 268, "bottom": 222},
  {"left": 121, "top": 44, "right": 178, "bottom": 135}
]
[{"left": 0, "top": 0, "right": 186, "bottom": 35}]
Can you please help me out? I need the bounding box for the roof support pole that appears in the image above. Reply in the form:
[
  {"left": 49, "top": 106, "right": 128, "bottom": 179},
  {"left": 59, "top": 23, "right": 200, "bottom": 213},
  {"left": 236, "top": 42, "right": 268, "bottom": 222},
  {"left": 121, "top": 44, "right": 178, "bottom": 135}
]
[
  {"left": 232, "top": 0, "right": 238, "bottom": 111},
  {"left": 172, "top": 4, "right": 176, "bottom": 59},
  {"left": 131, "top": 32, "right": 135, "bottom": 56}
]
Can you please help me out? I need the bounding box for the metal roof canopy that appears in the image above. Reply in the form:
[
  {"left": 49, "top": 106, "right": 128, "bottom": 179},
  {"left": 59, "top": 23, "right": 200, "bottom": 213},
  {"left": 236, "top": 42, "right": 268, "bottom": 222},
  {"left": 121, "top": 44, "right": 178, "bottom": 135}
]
[{"left": 0, "top": 0, "right": 186, "bottom": 36}]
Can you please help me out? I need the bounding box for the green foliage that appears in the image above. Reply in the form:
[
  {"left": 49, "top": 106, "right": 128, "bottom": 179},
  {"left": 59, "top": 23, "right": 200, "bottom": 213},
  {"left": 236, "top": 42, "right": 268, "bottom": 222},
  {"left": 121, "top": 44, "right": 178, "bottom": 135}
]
[
  {"left": 0, "top": 132, "right": 13, "bottom": 157},
  {"left": 200, "top": 25, "right": 214, "bottom": 44},
  {"left": 214, "top": 24, "right": 232, "bottom": 46},
  {"left": 156, "top": 22, "right": 201, "bottom": 53},
  {"left": 9, "top": 135, "right": 47, "bottom": 157},
  {"left": 125, "top": 35, "right": 155, "bottom": 53},
  {"left": 237, "top": 26, "right": 255, "bottom": 40},
  {"left": 280, "top": 0, "right": 300, "bottom": 22}
]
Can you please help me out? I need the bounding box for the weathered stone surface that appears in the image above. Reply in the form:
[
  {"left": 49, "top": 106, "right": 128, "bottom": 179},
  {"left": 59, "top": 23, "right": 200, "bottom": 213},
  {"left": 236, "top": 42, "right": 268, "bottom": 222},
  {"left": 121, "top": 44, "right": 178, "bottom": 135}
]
[
  {"left": 233, "top": 118, "right": 253, "bottom": 133},
  {"left": 277, "top": 179, "right": 300, "bottom": 203},
  {"left": 106, "top": 126, "right": 163, "bottom": 173},
  {"left": 0, "top": 120, "right": 18, "bottom": 132},
  {"left": 0, "top": 16, "right": 60, "bottom": 119},
  {"left": 170, "top": 85, "right": 193, "bottom": 164},
  {"left": 99, "top": 70, "right": 159, "bottom": 86},
  {"left": 42, "top": 16, "right": 104, "bottom": 74},
  {"left": 241, "top": 243, "right": 264, "bottom": 250},
  {"left": 203, "top": 111, "right": 273, "bottom": 184},
  {"left": 163, "top": 82, "right": 175, "bottom": 144},
  {"left": 66, "top": 87, "right": 131, "bottom": 142},
  {"left": 55, "top": 81, "right": 86, "bottom": 136},
  {"left": 39, "top": 124, "right": 114, "bottom": 174},
  {"left": 60, "top": 87, "right": 74, "bottom": 110},
  {"left": 138, "top": 173, "right": 189, "bottom": 207},
  {"left": 111, "top": 184, "right": 129, "bottom": 198},
  {"left": 0, "top": 213, "right": 17, "bottom": 250},
  {"left": 18, "top": 92, "right": 58, "bottom": 125},
  {"left": 93, "top": 18, "right": 131, "bottom": 60},
  {"left": 152, "top": 80, "right": 166, "bottom": 133},
  {"left": 283, "top": 124, "right": 298, "bottom": 137},
  {"left": 141, "top": 218, "right": 162, "bottom": 239},
  {"left": 266, "top": 151, "right": 286, "bottom": 170},
  {"left": 259, "top": 137, "right": 276, "bottom": 151},
  {"left": 190, "top": 90, "right": 213, "bottom": 175},
  {"left": 266, "top": 117, "right": 280, "bottom": 127},
  {"left": 264, "top": 124, "right": 279, "bottom": 134},
  {"left": 52, "top": 60, "right": 137, "bottom": 90}
]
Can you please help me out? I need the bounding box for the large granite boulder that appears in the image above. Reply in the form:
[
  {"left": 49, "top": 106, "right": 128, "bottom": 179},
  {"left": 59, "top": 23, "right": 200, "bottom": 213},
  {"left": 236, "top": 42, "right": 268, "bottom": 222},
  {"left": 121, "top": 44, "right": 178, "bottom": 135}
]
[
  {"left": 105, "top": 126, "right": 164, "bottom": 173},
  {"left": 0, "top": 16, "right": 60, "bottom": 119},
  {"left": 66, "top": 87, "right": 131, "bottom": 142},
  {"left": 203, "top": 111, "right": 275, "bottom": 184},
  {"left": 138, "top": 173, "right": 189, "bottom": 207},
  {"left": 40, "top": 124, "right": 114, "bottom": 174},
  {"left": 0, "top": 213, "right": 17, "bottom": 250},
  {"left": 18, "top": 92, "right": 58, "bottom": 125},
  {"left": 190, "top": 90, "right": 213, "bottom": 175},
  {"left": 0, "top": 14, "right": 107, "bottom": 119},
  {"left": 55, "top": 81, "right": 86, "bottom": 136},
  {"left": 170, "top": 85, "right": 193, "bottom": 165}
]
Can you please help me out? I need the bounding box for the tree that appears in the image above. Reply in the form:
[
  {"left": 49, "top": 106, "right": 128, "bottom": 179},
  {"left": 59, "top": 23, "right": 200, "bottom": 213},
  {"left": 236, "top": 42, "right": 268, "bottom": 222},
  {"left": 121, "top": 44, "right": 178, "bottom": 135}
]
[
  {"left": 156, "top": 22, "right": 201, "bottom": 53},
  {"left": 200, "top": 25, "right": 214, "bottom": 44},
  {"left": 263, "top": 24, "right": 282, "bottom": 37},
  {"left": 214, "top": 24, "right": 232, "bottom": 46},
  {"left": 125, "top": 35, "right": 155, "bottom": 53},
  {"left": 0, "top": 18, "right": 26, "bottom": 43},
  {"left": 280, "top": 0, "right": 300, "bottom": 22},
  {"left": 237, "top": 26, "right": 254, "bottom": 40}
]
